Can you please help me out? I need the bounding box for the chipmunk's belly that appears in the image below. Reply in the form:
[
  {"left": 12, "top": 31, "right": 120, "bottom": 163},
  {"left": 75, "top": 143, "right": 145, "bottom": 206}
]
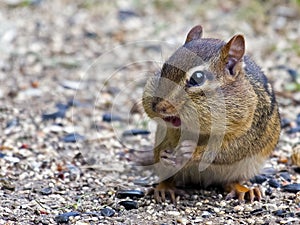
[{"left": 174, "top": 153, "right": 266, "bottom": 187}]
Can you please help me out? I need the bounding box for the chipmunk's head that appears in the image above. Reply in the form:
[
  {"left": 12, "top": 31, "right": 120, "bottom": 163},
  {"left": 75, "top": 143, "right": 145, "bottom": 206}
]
[{"left": 143, "top": 25, "right": 256, "bottom": 135}]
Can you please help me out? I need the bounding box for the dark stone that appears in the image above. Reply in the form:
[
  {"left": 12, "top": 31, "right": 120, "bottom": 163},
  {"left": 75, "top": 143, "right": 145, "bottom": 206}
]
[
  {"left": 67, "top": 99, "right": 89, "bottom": 107},
  {"left": 84, "top": 31, "right": 97, "bottom": 39},
  {"left": 250, "top": 175, "right": 267, "bottom": 184},
  {"left": 116, "top": 190, "right": 145, "bottom": 199},
  {"left": 42, "top": 110, "right": 66, "bottom": 120},
  {"left": 122, "top": 129, "right": 150, "bottom": 136},
  {"left": 286, "top": 127, "right": 300, "bottom": 134},
  {"left": 287, "top": 68, "right": 298, "bottom": 82},
  {"left": 268, "top": 179, "right": 281, "bottom": 188},
  {"left": 102, "top": 113, "right": 122, "bottom": 122},
  {"left": 265, "top": 187, "right": 272, "bottom": 196},
  {"left": 40, "top": 187, "right": 52, "bottom": 195},
  {"left": 261, "top": 167, "right": 277, "bottom": 175},
  {"left": 42, "top": 103, "right": 69, "bottom": 120},
  {"left": 118, "top": 10, "right": 139, "bottom": 21},
  {"left": 273, "top": 209, "right": 285, "bottom": 217},
  {"left": 280, "top": 118, "right": 291, "bottom": 129},
  {"left": 42, "top": 111, "right": 66, "bottom": 120},
  {"left": 282, "top": 183, "right": 300, "bottom": 193},
  {"left": 297, "top": 113, "right": 300, "bottom": 126},
  {"left": 6, "top": 118, "right": 19, "bottom": 128},
  {"left": 54, "top": 211, "right": 80, "bottom": 223},
  {"left": 100, "top": 207, "right": 115, "bottom": 217},
  {"left": 273, "top": 209, "right": 294, "bottom": 218},
  {"left": 280, "top": 172, "right": 291, "bottom": 182},
  {"left": 118, "top": 200, "right": 138, "bottom": 210},
  {"left": 62, "top": 133, "right": 85, "bottom": 143},
  {"left": 294, "top": 167, "right": 300, "bottom": 173},
  {"left": 250, "top": 208, "right": 265, "bottom": 215},
  {"left": 55, "top": 103, "right": 69, "bottom": 111},
  {"left": 133, "top": 179, "right": 150, "bottom": 186},
  {"left": 0, "top": 152, "right": 6, "bottom": 158}
]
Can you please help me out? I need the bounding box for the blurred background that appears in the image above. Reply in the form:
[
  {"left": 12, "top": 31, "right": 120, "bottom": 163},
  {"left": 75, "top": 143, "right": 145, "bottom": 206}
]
[
  {"left": 0, "top": 0, "right": 299, "bottom": 115},
  {"left": 0, "top": 1, "right": 300, "bottom": 224}
]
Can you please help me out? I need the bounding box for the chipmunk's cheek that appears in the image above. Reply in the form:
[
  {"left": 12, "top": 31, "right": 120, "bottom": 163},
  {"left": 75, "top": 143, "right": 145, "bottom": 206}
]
[{"left": 164, "top": 116, "right": 181, "bottom": 127}]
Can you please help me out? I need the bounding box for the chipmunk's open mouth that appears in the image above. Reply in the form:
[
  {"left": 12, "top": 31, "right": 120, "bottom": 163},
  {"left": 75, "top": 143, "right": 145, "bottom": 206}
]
[{"left": 163, "top": 116, "right": 181, "bottom": 127}]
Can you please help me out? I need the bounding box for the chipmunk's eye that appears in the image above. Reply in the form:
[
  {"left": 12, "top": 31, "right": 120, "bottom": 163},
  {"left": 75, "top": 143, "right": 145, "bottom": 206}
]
[{"left": 188, "top": 71, "right": 206, "bottom": 87}]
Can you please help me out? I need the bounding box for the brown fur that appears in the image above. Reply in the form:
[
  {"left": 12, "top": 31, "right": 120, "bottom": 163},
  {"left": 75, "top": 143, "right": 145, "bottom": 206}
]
[{"left": 142, "top": 25, "right": 280, "bottom": 188}]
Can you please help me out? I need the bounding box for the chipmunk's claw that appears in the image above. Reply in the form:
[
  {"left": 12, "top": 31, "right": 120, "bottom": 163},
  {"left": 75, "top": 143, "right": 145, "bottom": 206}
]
[
  {"left": 148, "top": 181, "right": 186, "bottom": 205},
  {"left": 225, "top": 183, "right": 262, "bottom": 203}
]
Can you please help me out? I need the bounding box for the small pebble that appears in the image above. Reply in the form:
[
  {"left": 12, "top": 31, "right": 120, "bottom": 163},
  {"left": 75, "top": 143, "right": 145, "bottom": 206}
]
[
  {"left": 167, "top": 211, "right": 180, "bottom": 216},
  {"left": 6, "top": 118, "right": 19, "bottom": 128},
  {"left": 233, "top": 205, "right": 244, "bottom": 212},
  {"left": 60, "top": 80, "right": 82, "bottom": 90},
  {"left": 280, "top": 172, "right": 291, "bottom": 182},
  {"left": 55, "top": 103, "right": 69, "bottom": 111},
  {"left": 122, "top": 129, "right": 150, "bottom": 136},
  {"left": 250, "top": 208, "right": 264, "bottom": 216},
  {"left": 40, "top": 187, "right": 52, "bottom": 195},
  {"left": 219, "top": 201, "right": 226, "bottom": 207},
  {"left": 287, "top": 68, "right": 298, "bottom": 82},
  {"left": 278, "top": 156, "right": 288, "bottom": 164},
  {"left": 213, "top": 208, "right": 220, "bottom": 213},
  {"left": 42, "top": 103, "right": 69, "bottom": 120},
  {"left": 273, "top": 209, "right": 286, "bottom": 217},
  {"left": 42, "top": 109, "right": 66, "bottom": 120},
  {"left": 269, "top": 179, "right": 281, "bottom": 188},
  {"left": 295, "top": 192, "right": 300, "bottom": 204},
  {"left": 246, "top": 218, "right": 255, "bottom": 224},
  {"left": 133, "top": 179, "right": 150, "bottom": 186},
  {"left": 67, "top": 99, "right": 89, "bottom": 107},
  {"left": 262, "top": 167, "right": 277, "bottom": 175},
  {"left": 201, "top": 211, "right": 211, "bottom": 218},
  {"left": 62, "top": 133, "right": 85, "bottom": 143},
  {"left": 296, "top": 113, "right": 300, "bottom": 126},
  {"left": 282, "top": 183, "right": 300, "bottom": 193},
  {"left": 4, "top": 155, "right": 20, "bottom": 163},
  {"left": 265, "top": 187, "right": 273, "bottom": 196},
  {"left": 118, "top": 10, "right": 139, "bottom": 21},
  {"left": 0, "top": 178, "right": 15, "bottom": 191},
  {"left": 286, "top": 127, "right": 300, "bottom": 134},
  {"left": 66, "top": 164, "right": 81, "bottom": 181},
  {"left": 116, "top": 190, "right": 145, "bottom": 199},
  {"left": 294, "top": 167, "right": 300, "bottom": 173},
  {"left": 102, "top": 113, "right": 122, "bottom": 122},
  {"left": 250, "top": 174, "right": 267, "bottom": 184},
  {"left": 100, "top": 207, "right": 115, "bottom": 217},
  {"left": 281, "top": 118, "right": 291, "bottom": 129},
  {"left": 118, "top": 200, "right": 138, "bottom": 210},
  {"left": 54, "top": 211, "right": 80, "bottom": 223}
]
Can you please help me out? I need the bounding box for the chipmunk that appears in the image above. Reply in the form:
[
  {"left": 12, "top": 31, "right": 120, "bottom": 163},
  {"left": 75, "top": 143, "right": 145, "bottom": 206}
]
[{"left": 142, "top": 25, "right": 281, "bottom": 203}]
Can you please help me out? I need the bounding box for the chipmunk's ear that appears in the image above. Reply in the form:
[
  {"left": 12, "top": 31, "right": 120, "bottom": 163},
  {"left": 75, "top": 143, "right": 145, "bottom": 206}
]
[
  {"left": 185, "top": 25, "right": 203, "bottom": 44},
  {"left": 222, "top": 34, "right": 245, "bottom": 76}
]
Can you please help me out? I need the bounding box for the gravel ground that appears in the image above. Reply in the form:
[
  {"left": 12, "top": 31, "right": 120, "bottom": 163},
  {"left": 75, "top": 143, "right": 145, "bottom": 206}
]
[{"left": 0, "top": 0, "right": 300, "bottom": 224}]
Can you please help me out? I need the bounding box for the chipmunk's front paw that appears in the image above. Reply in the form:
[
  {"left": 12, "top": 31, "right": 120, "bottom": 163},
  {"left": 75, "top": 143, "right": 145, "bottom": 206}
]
[
  {"left": 160, "top": 140, "right": 197, "bottom": 167},
  {"left": 225, "top": 183, "right": 262, "bottom": 203},
  {"left": 160, "top": 149, "right": 176, "bottom": 167}
]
